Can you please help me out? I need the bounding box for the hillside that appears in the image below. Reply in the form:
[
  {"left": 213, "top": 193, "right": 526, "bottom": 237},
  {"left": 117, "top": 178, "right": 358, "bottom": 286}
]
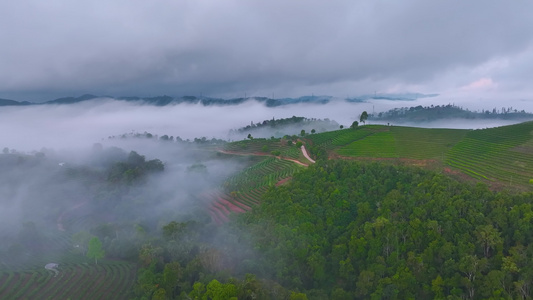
[
  {"left": 0, "top": 94, "right": 333, "bottom": 107},
  {"left": 305, "top": 121, "right": 533, "bottom": 190},
  {"left": 3, "top": 118, "right": 533, "bottom": 299},
  {"left": 371, "top": 104, "right": 533, "bottom": 122}
]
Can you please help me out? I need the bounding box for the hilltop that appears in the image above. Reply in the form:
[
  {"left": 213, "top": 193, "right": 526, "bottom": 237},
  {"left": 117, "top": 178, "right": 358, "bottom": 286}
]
[
  {"left": 303, "top": 121, "right": 533, "bottom": 190},
  {"left": 3, "top": 114, "right": 533, "bottom": 299},
  {"left": 371, "top": 103, "right": 533, "bottom": 122}
]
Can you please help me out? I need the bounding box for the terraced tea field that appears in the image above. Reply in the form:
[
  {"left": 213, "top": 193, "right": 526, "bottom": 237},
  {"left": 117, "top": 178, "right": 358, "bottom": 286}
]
[
  {"left": 307, "top": 127, "right": 376, "bottom": 150},
  {"left": 0, "top": 255, "right": 136, "bottom": 300},
  {"left": 204, "top": 148, "right": 305, "bottom": 223},
  {"left": 307, "top": 122, "right": 533, "bottom": 189},
  {"left": 445, "top": 121, "right": 533, "bottom": 185},
  {"left": 223, "top": 138, "right": 283, "bottom": 154}
]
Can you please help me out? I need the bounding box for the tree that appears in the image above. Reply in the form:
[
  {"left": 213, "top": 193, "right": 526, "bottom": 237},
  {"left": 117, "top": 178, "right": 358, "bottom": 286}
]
[
  {"left": 162, "top": 262, "right": 182, "bottom": 297},
  {"left": 311, "top": 129, "right": 316, "bottom": 134},
  {"left": 87, "top": 237, "right": 105, "bottom": 264},
  {"left": 475, "top": 225, "right": 502, "bottom": 258},
  {"left": 162, "top": 221, "right": 186, "bottom": 241},
  {"left": 350, "top": 121, "right": 359, "bottom": 129},
  {"left": 360, "top": 111, "right": 368, "bottom": 125},
  {"left": 205, "top": 279, "right": 238, "bottom": 300},
  {"left": 340, "top": 125, "right": 344, "bottom": 129},
  {"left": 300, "top": 129, "right": 306, "bottom": 136}
]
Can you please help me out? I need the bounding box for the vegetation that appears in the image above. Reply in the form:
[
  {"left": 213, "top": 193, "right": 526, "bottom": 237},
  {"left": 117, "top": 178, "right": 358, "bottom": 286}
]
[
  {"left": 236, "top": 160, "right": 533, "bottom": 299},
  {"left": 445, "top": 122, "right": 533, "bottom": 185},
  {"left": 360, "top": 111, "right": 368, "bottom": 124},
  {"left": 230, "top": 116, "right": 339, "bottom": 139},
  {"left": 0, "top": 256, "right": 136, "bottom": 300},
  {"left": 372, "top": 103, "right": 533, "bottom": 122},
  {"left": 4, "top": 111, "right": 533, "bottom": 299},
  {"left": 87, "top": 237, "right": 105, "bottom": 264},
  {"left": 305, "top": 122, "right": 533, "bottom": 189},
  {"left": 126, "top": 159, "right": 533, "bottom": 299}
]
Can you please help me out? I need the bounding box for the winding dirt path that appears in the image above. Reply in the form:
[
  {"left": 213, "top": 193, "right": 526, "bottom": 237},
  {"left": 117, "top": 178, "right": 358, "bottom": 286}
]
[{"left": 300, "top": 145, "right": 315, "bottom": 164}]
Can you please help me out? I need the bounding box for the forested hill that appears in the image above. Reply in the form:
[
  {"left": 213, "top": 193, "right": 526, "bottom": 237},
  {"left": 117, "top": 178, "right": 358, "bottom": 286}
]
[
  {"left": 234, "top": 160, "right": 533, "bottom": 299},
  {"left": 128, "top": 160, "right": 533, "bottom": 299},
  {"left": 230, "top": 116, "right": 340, "bottom": 139},
  {"left": 371, "top": 104, "right": 533, "bottom": 122},
  {"left": 0, "top": 94, "right": 333, "bottom": 107}
]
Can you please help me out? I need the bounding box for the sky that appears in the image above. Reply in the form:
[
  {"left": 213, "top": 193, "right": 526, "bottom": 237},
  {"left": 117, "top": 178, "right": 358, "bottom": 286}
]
[{"left": 1, "top": 0, "right": 533, "bottom": 104}]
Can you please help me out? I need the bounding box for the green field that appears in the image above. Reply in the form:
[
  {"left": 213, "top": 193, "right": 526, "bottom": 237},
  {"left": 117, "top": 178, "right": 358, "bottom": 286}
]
[
  {"left": 0, "top": 255, "right": 136, "bottom": 300},
  {"left": 307, "top": 127, "right": 376, "bottom": 149},
  {"left": 306, "top": 122, "right": 533, "bottom": 189},
  {"left": 445, "top": 122, "right": 533, "bottom": 185},
  {"left": 337, "top": 131, "right": 397, "bottom": 157},
  {"left": 317, "top": 125, "right": 465, "bottom": 160}
]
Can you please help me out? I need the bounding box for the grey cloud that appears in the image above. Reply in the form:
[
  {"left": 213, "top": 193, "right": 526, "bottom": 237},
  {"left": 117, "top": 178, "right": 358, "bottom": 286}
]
[{"left": 1, "top": 1, "right": 532, "bottom": 101}]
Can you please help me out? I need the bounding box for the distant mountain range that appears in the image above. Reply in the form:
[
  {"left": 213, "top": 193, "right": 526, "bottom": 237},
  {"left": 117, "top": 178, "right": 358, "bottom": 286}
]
[
  {"left": 0, "top": 94, "right": 334, "bottom": 107},
  {"left": 0, "top": 93, "right": 439, "bottom": 107},
  {"left": 0, "top": 98, "right": 33, "bottom": 106}
]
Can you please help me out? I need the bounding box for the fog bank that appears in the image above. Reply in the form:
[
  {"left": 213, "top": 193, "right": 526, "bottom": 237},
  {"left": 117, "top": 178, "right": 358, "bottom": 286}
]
[{"left": 1, "top": 96, "right": 532, "bottom": 152}]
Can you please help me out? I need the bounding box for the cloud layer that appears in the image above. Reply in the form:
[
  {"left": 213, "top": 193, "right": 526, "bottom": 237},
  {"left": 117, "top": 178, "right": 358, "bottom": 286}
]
[{"left": 1, "top": 1, "right": 533, "bottom": 102}]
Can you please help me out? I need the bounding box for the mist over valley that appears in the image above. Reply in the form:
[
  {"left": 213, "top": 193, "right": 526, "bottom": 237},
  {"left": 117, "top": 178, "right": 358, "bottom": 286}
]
[{"left": 2, "top": 1, "right": 533, "bottom": 298}]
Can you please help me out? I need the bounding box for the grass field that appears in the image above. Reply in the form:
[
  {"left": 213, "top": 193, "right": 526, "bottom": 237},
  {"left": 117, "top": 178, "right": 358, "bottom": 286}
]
[
  {"left": 307, "top": 122, "right": 533, "bottom": 189},
  {"left": 0, "top": 254, "right": 136, "bottom": 300},
  {"left": 445, "top": 122, "right": 533, "bottom": 185},
  {"left": 325, "top": 125, "right": 465, "bottom": 160}
]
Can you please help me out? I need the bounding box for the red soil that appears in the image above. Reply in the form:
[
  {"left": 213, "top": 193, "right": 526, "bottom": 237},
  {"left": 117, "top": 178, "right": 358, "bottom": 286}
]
[
  {"left": 208, "top": 210, "right": 223, "bottom": 225},
  {"left": 212, "top": 201, "right": 231, "bottom": 216},
  {"left": 218, "top": 198, "right": 247, "bottom": 213}
]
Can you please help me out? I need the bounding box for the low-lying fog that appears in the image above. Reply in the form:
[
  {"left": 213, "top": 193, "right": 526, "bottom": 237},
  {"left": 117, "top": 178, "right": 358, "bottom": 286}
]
[
  {"left": 0, "top": 95, "right": 531, "bottom": 268},
  {"left": 1, "top": 96, "right": 532, "bottom": 153}
]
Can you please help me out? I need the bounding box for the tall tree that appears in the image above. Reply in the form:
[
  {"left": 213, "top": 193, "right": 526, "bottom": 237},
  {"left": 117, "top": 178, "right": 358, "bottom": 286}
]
[
  {"left": 87, "top": 237, "right": 105, "bottom": 264},
  {"left": 360, "top": 111, "right": 368, "bottom": 125}
]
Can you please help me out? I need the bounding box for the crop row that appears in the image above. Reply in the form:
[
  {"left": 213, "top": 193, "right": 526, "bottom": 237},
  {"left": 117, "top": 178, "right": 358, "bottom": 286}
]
[
  {"left": 467, "top": 122, "right": 532, "bottom": 145},
  {"left": 207, "top": 150, "right": 303, "bottom": 224},
  {"left": 337, "top": 131, "right": 397, "bottom": 158},
  {"left": 445, "top": 123, "right": 533, "bottom": 185},
  {"left": 224, "top": 139, "right": 283, "bottom": 153},
  {"left": 280, "top": 147, "right": 301, "bottom": 159},
  {"left": 330, "top": 129, "right": 375, "bottom": 147},
  {"left": 0, "top": 261, "right": 135, "bottom": 300},
  {"left": 224, "top": 158, "right": 301, "bottom": 191},
  {"left": 307, "top": 128, "right": 377, "bottom": 151},
  {"left": 306, "top": 129, "right": 349, "bottom": 145}
]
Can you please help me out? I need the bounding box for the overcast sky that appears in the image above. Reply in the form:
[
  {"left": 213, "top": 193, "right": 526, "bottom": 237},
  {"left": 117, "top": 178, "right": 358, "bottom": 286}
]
[{"left": 1, "top": 1, "right": 533, "bottom": 103}]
